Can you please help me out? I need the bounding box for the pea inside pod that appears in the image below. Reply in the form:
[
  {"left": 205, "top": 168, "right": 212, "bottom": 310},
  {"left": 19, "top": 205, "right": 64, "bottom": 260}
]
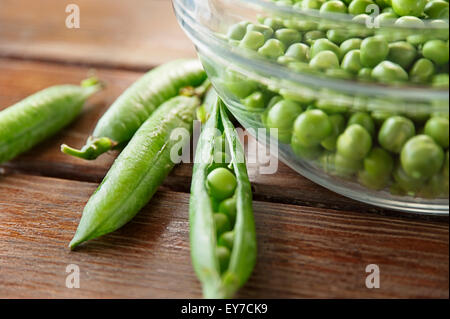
[{"left": 190, "top": 98, "right": 256, "bottom": 299}]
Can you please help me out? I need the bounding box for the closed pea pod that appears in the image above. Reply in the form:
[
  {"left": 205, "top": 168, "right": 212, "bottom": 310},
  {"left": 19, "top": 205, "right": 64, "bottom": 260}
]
[
  {"left": 69, "top": 94, "right": 201, "bottom": 249},
  {"left": 62, "top": 59, "right": 206, "bottom": 160},
  {"left": 0, "top": 78, "right": 103, "bottom": 164},
  {"left": 190, "top": 98, "right": 256, "bottom": 299}
]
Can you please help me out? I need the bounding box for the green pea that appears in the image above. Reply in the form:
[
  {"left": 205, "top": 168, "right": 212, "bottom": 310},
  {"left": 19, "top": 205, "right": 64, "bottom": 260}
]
[
  {"left": 374, "top": 12, "right": 398, "bottom": 27},
  {"left": 348, "top": 112, "right": 375, "bottom": 137},
  {"left": 349, "top": 0, "right": 375, "bottom": 15},
  {"left": 302, "top": 0, "right": 323, "bottom": 10},
  {"left": 310, "top": 38, "right": 342, "bottom": 59},
  {"left": 340, "top": 38, "right": 362, "bottom": 56},
  {"left": 216, "top": 245, "right": 231, "bottom": 273},
  {"left": 358, "top": 147, "right": 394, "bottom": 190},
  {"left": 264, "top": 17, "right": 285, "bottom": 30},
  {"left": 310, "top": 50, "right": 340, "bottom": 70},
  {"left": 371, "top": 61, "right": 408, "bottom": 83},
  {"left": 337, "top": 124, "right": 372, "bottom": 161},
  {"left": 423, "top": 40, "right": 449, "bottom": 66},
  {"left": 334, "top": 153, "right": 363, "bottom": 177},
  {"left": 321, "top": 114, "right": 346, "bottom": 151},
  {"left": 258, "top": 39, "right": 286, "bottom": 59},
  {"left": 266, "top": 100, "right": 304, "bottom": 144},
  {"left": 424, "top": 117, "right": 449, "bottom": 148},
  {"left": 218, "top": 231, "right": 235, "bottom": 250},
  {"left": 420, "top": 172, "right": 449, "bottom": 198},
  {"left": 394, "top": 16, "right": 426, "bottom": 45},
  {"left": 214, "top": 213, "right": 232, "bottom": 237},
  {"left": 325, "top": 68, "right": 354, "bottom": 79},
  {"left": 360, "top": 36, "right": 389, "bottom": 68},
  {"left": 401, "top": 135, "right": 445, "bottom": 180},
  {"left": 320, "top": 0, "right": 348, "bottom": 13},
  {"left": 341, "top": 49, "right": 363, "bottom": 74},
  {"left": 327, "top": 29, "right": 351, "bottom": 45},
  {"left": 207, "top": 167, "right": 237, "bottom": 200},
  {"left": 239, "top": 31, "right": 265, "bottom": 50},
  {"left": 391, "top": 0, "right": 426, "bottom": 17},
  {"left": 424, "top": 0, "right": 449, "bottom": 19},
  {"left": 293, "top": 109, "right": 333, "bottom": 147},
  {"left": 304, "top": 30, "right": 326, "bottom": 45},
  {"left": 409, "top": 58, "right": 435, "bottom": 83},
  {"left": 218, "top": 197, "right": 237, "bottom": 225},
  {"left": 387, "top": 41, "right": 417, "bottom": 70},
  {"left": 375, "top": 0, "right": 392, "bottom": 9},
  {"left": 358, "top": 67, "right": 373, "bottom": 81},
  {"left": 432, "top": 74, "right": 450, "bottom": 88},
  {"left": 285, "top": 43, "right": 310, "bottom": 62},
  {"left": 393, "top": 163, "right": 426, "bottom": 194},
  {"left": 291, "top": 135, "right": 324, "bottom": 160},
  {"left": 227, "top": 21, "right": 250, "bottom": 40},
  {"left": 247, "top": 24, "right": 274, "bottom": 41},
  {"left": 378, "top": 116, "right": 415, "bottom": 153},
  {"left": 222, "top": 70, "right": 259, "bottom": 99},
  {"left": 275, "top": 28, "right": 303, "bottom": 47}
]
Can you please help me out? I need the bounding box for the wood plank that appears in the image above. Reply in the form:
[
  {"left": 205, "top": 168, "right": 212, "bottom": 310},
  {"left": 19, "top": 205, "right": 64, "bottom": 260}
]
[
  {"left": 0, "top": 0, "right": 196, "bottom": 69},
  {"left": 0, "top": 174, "right": 448, "bottom": 298},
  {"left": 0, "top": 57, "right": 428, "bottom": 215}
]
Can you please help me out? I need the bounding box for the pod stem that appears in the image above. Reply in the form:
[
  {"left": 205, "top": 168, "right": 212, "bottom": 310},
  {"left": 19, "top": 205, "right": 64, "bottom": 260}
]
[
  {"left": 61, "top": 137, "right": 117, "bottom": 160},
  {"left": 180, "top": 79, "right": 211, "bottom": 99}
]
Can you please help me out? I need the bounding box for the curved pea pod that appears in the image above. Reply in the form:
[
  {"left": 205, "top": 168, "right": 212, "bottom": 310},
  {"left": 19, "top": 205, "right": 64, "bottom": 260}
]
[
  {"left": 62, "top": 59, "right": 206, "bottom": 160},
  {"left": 190, "top": 98, "right": 256, "bottom": 299},
  {"left": 69, "top": 95, "right": 200, "bottom": 249},
  {"left": 0, "top": 78, "right": 103, "bottom": 164}
]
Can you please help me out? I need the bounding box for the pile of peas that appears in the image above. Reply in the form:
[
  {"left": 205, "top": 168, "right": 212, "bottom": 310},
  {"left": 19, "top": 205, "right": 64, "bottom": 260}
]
[
  {"left": 220, "top": 0, "right": 449, "bottom": 198},
  {"left": 226, "top": 0, "right": 449, "bottom": 86},
  {"left": 206, "top": 135, "right": 238, "bottom": 273}
]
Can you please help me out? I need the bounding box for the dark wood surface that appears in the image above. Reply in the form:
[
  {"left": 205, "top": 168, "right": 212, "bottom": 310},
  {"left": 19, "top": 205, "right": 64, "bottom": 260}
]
[{"left": 0, "top": 0, "right": 448, "bottom": 299}]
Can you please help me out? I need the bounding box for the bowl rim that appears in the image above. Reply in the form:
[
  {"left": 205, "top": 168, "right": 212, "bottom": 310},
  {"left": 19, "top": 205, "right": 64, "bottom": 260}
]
[
  {"left": 246, "top": 0, "right": 450, "bottom": 27},
  {"left": 173, "top": 0, "right": 449, "bottom": 102}
]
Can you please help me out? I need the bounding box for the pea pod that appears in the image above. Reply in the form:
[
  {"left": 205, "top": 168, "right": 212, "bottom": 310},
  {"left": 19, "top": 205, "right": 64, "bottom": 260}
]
[
  {"left": 0, "top": 78, "right": 103, "bottom": 164},
  {"left": 190, "top": 98, "right": 256, "bottom": 299},
  {"left": 69, "top": 95, "right": 200, "bottom": 249},
  {"left": 62, "top": 59, "right": 206, "bottom": 160}
]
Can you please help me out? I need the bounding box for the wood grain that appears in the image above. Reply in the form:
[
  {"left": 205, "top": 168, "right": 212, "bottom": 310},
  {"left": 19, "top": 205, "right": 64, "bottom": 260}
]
[
  {"left": 0, "top": 0, "right": 196, "bottom": 70},
  {"left": 0, "top": 174, "right": 448, "bottom": 298}
]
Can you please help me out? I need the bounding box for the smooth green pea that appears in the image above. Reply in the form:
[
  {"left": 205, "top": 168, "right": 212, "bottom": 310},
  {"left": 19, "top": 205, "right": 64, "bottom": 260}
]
[
  {"left": 360, "top": 36, "right": 389, "bottom": 68},
  {"left": 304, "top": 30, "right": 326, "bottom": 45},
  {"left": 218, "top": 197, "right": 237, "bottom": 225},
  {"left": 218, "top": 231, "right": 234, "bottom": 250},
  {"left": 409, "top": 58, "right": 435, "bottom": 83},
  {"left": 302, "top": 0, "right": 323, "bottom": 10},
  {"left": 337, "top": 124, "right": 372, "bottom": 160},
  {"left": 375, "top": 0, "right": 392, "bottom": 9},
  {"left": 247, "top": 24, "right": 274, "bottom": 40},
  {"left": 432, "top": 74, "right": 450, "bottom": 88},
  {"left": 293, "top": 109, "right": 333, "bottom": 147},
  {"left": 326, "top": 29, "right": 351, "bottom": 45},
  {"left": 214, "top": 213, "right": 232, "bottom": 237},
  {"left": 310, "top": 50, "right": 340, "bottom": 70},
  {"left": 222, "top": 70, "right": 259, "bottom": 99},
  {"left": 374, "top": 12, "right": 398, "bottom": 27},
  {"left": 371, "top": 61, "right": 408, "bottom": 83},
  {"left": 423, "top": 40, "right": 449, "bottom": 66},
  {"left": 275, "top": 28, "right": 303, "bottom": 47},
  {"left": 242, "top": 91, "right": 267, "bottom": 110},
  {"left": 358, "top": 67, "right": 373, "bottom": 81},
  {"left": 358, "top": 147, "right": 394, "bottom": 190},
  {"left": 348, "top": 112, "right": 376, "bottom": 137},
  {"left": 320, "top": 0, "right": 348, "bottom": 13},
  {"left": 341, "top": 49, "right": 363, "bottom": 74},
  {"left": 424, "top": 117, "right": 449, "bottom": 148},
  {"left": 393, "top": 163, "right": 426, "bottom": 194},
  {"left": 239, "top": 31, "right": 265, "bottom": 50},
  {"left": 310, "top": 38, "right": 342, "bottom": 59},
  {"left": 334, "top": 153, "right": 363, "bottom": 177},
  {"left": 207, "top": 167, "right": 237, "bottom": 200},
  {"left": 258, "top": 39, "right": 286, "bottom": 59},
  {"left": 424, "top": 0, "right": 449, "bottom": 19},
  {"left": 227, "top": 22, "right": 250, "bottom": 41},
  {"left": 387, "top": 41, "right": 417, "bottom": 70},
  {"left": 267, "top": 100, "right": 304, "bottom": 144},
  {"left": 401, "top": 135, "right": 445, "bottom": 180},
  {"left": 391, "top": 0, "right": 426, "bottom": 17},
  {"left": 291, "top": 135, "right": 324, "bottom": 159},
  {"left": 420, "top": 172, "right": 449, "bottom": 198},
  {"left": 340, "top": 38, "right": 362, "bottom": 56},
  {"left": 325, "top": 68, "right": 354, "bottom": 79},
  {"left": 321, "top": 114, "right": 346, "bottom": 151},
  {"left": 278, "top": 56, "right": 298, "bottom": 65},
  {"left": 378, "top": 116, "right": 415, "bottom": 153},
  {"left": 216, "top": 245, "right": 231, "bottom": 273},
  {"left": 264, "top": 17, "right": 285, "bottom": 30},
  {"left": 285, "top": 43, "right": 310, "bottom": 62},
  {"left": 349, "top": 0, "right": 375, "bottom": 15}
]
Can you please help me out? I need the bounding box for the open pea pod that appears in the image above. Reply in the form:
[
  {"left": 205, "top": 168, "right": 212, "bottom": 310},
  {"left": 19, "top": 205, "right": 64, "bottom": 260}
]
[{"left": 190, "top": 97, "right": 256, "bottom": 299}]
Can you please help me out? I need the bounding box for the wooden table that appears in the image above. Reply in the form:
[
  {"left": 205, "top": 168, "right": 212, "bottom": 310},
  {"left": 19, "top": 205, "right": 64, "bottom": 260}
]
[{"left": 0, "top": 0, "right": 448, "bottom": 299}]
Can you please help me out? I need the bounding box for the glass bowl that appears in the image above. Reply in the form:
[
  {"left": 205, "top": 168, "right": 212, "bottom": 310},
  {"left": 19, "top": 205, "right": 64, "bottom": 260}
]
[{"left": 173, "top": 0, "right": 449, "bottom": 215}]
